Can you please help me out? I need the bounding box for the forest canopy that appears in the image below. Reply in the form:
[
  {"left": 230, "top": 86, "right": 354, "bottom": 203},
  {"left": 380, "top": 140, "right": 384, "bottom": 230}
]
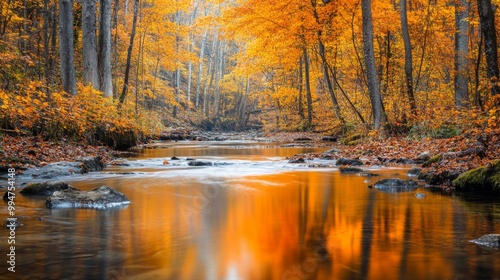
[{"left": 0, "top": 0, "right": 499, "bottom": 147}]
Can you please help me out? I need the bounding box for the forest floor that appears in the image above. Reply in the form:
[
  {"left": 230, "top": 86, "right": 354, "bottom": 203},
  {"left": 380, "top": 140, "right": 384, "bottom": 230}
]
[{"left": 2, "top": 129, "right": 500, "bottom": 189}]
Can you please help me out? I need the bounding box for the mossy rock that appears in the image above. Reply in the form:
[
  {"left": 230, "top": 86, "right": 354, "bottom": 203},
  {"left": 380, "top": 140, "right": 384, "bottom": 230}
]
[
  {"left": 422, "top": 154, "right": 442, "bottom": 168},
  {"left": 452, "top": 160, "right": 500, "bottom": 192}
]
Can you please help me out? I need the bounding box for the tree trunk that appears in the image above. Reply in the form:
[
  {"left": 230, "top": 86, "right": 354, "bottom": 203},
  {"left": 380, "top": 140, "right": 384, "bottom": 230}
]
[
  {"left": 213, "top": 40, "right": 225, "bottom": 117},
  {"left": 454, "top": 0, "right": 469, "bottom": 107},
  {"left": 361, "top": 0, "right": 386, "bottom": 128},
  {"left": 318, "top": 33, "right": 345, "bottom": 127},
  {"left": 82, "top": 0, "right": 99, "bottom": 89},
  {"left": 477, "top": 0, "right": 500, "bottom": 96},
  {"left": 298, "top": 56, "right": 305, "bottom": 120},
  {"left": 187, "top": 38, "right": 194, "bottom": 107},
  {"left": 58, "top": 0, "right": 76, "bottom": 95},
  {"left": 474, "top": 32, "right": 483, "bottom": 108},
  {"left": 98, "top": 0, "right": 113, "bottom": 97},
  {"left": 118, "top": 0, "right": 138, "bottom": 105},
  {"left": 400, "top": 0, "right": 417, "bottom": 114},
  {"left": 195, "top": 29, "right": 207, "bottom": 108},
  {"left": 303, "top": 47, "right": 313, "bottom": 127}
]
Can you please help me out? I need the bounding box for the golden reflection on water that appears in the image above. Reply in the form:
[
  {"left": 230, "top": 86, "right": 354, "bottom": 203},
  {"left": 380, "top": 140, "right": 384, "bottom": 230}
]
[{"left": 2, "top": 143, "right": 500, "bottom": 279}]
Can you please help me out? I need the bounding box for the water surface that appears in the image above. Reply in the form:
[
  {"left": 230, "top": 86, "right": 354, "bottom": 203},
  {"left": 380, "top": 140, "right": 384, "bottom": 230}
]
[{"left": 1, "top": 141, "right": 499, "bottom": 279}]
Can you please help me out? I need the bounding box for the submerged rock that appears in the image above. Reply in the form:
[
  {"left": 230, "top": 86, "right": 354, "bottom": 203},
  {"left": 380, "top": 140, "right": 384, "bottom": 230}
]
[
  {"left": 336, "top": 158, "right": 363, "bottom": 166},
  {"left": 46, "top": 186, "right": 130, "bottom": 209},
  {"left": 21, "top": 156, "right": 106, "bottom": 179},
  {"left": 469, "top": 234, "right": 500, "bottom": 248},
  {"left": 20, "top": 181, "right": 77, "bottom": 196},
  {"left": 452, "top": 160, "right": 500, "bottom": 192},
  {"left": 339, "top": 167, "right": 364, "bottom": 174},
  {"left": 373, "top": 178, "right": 419, "bottom": 192},
  {"left": 187, "top": 160, "right": 213, "bottom": 166}
]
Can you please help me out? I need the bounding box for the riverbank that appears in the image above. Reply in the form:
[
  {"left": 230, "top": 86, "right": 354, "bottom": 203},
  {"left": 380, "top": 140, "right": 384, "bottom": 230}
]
[{"left": 0, "top": 135, "right": 115, "bottom": 172}]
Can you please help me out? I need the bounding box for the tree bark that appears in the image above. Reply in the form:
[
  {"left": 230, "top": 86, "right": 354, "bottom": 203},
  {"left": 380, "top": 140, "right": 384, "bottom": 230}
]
[
  {"left": 298, "top": 56, "right": 305, "bottom": 120},
  {"left": 195, "top": 29, "right": 207, "bottom": 108},
  {"left": 318, "top": 34, "right": 345, "bottom": 127},
  {"left": 361, "top": 0, "right": 386, "bottom": 128},
  {"left": 303, "top": 47, "right": 313, "bottom": 127},
  {"left": 82, "top": 0, "right": 99, "bottom": 89},
  {"left": 454, "top": 0, "right": 469, "bottom": 107},
  {"left": 58, "top": 0, "right": 76, "bottom": 95},
  {"left": 119, "top": 0, "right": 138, "bottom": 105},
  {"left": 400, "top": 0, "right": 417, "bottom": 114},
  {"left": 98, "top": 0, "right": 113, "bottom": 97},
  {"left": 477, "top": 0, "right": 500, "bottom": 96}
]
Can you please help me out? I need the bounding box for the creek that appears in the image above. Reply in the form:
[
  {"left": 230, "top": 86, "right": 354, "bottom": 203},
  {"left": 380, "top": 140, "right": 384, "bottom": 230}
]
[{"left": 2, "top": 141, "right": 500, "bottom": 279}]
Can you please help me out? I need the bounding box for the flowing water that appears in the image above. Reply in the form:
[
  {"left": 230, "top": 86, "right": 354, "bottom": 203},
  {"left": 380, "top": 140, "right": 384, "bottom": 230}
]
[{"left": 1, "top": 141, "right": 500, "bottom": 280}]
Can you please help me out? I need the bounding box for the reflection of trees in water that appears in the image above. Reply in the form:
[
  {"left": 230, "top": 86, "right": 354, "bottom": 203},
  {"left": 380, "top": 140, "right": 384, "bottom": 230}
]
[{"left": 360, "top": 190, "right": 375, "bottom": 278}]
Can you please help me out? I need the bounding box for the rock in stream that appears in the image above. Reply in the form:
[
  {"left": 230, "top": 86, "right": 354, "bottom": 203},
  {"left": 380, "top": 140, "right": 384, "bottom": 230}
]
[
  {"left": 373, "top": 178, "right": 419, "bottom": 192},
  {"left": 46, "top": 186, "right": 130, "bottom": 209}
]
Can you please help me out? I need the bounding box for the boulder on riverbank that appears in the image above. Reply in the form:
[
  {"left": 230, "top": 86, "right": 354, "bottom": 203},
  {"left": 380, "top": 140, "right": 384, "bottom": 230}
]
[
  {"left": 469, "top": 234, "right": 500, "bottom": 248},
  {"left": 452, "top": 160, "right": 500, "bottom": 192},
  {"left": 373, "top": 178, "right": 419, "bottom": 192},
  {"left": 20, "top": 181, "right": 77, "bottom": 196},
  {"left": 46, "top": 186, "right": 130, "bottom": 209},
  {"left": 21, "top": 156, "right": 106, "bottom": 179}
]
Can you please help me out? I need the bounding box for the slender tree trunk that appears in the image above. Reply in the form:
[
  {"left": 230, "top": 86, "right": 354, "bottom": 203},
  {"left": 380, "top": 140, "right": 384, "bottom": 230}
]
[
  {"left": 415, "top": 0, "right": 432, "bottom": 91},
  {"left": 195, "top": 29, "right": 207, "bottom": 108},
  {"left": 173, "top": 68, "right": 180, "bottom": 118},
  {"left": 119, "top": 0, "right": 138, "bottom": 105},
  {"left": 82, "top": 0, "right": 99, "bottom": 89},
  {"left": 43, "top": 0, "right": 51, "bottom": 89},
  {"left": 187, "top": 38, "right": 194, "bottom": 107},
  {"left": 400, "top": 0, "right": 417, "bottom": 114},
  {"left": 454, "top": 0, "right": 470, "bottom": 107},
  {"left": 59, "top": 0, "right": 76, "bottom": 95},
  {"left": 303, "top": 47, "right": 313, "bottom": 127},
  {"left": 298, "top": 56, "right": 305, "bottom": 119},
  {"left": 475, "top": 33, "right": 484, "bottom": 108},
  {"left": 318, "top": 33, "right": 345, "bottom": 127},
  {"left": 98, "top": 0, "right": 113, "bottom": 97},
  {"left": 477, "top": 0, "right": 500, "bottom": 96},
  {"left": 239, "top": 77, "right": 250, "bottom": 126},
  {"left": 361, "top": 0, "right": 386, "bottom": 128},
  {"left": 213, "top": 40, "right": 225, "bottom": 117}
]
